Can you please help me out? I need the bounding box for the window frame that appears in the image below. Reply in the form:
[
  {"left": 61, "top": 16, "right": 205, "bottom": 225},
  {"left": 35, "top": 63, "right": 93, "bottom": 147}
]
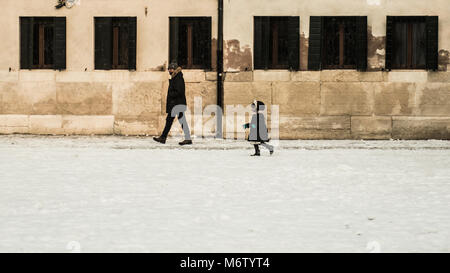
[
  {"left": 20, "top": 16, "right": 66, "bottom": 70},
  {"left": 253, "top": 16, "right": 300, "bottom": 71},
  {"left": 94, "top": 16, "right": 137, "bottom": 71},
  {"left": 386, "top": 16, "right": 439, "bottom": 71},
  {"left": 307, "top": 16, "right": 367, "bottom": 71},
  {"left": 322, "top": 16, "right": 359, "bottom": 70},
  {"left": 390, "top": 16, "right": 427, "bottom": 70},
  {"left": 269, "top": 17, "right": 290, "bottom": 70},
  {"left": 111, "top": 18, "right": 130, "bottom": 70},
  {"left": 169, "top": 17, "right": 212, "bottom": 70},
  {"left": 32, "top": 17, "right": 55, "bottom": 69}
]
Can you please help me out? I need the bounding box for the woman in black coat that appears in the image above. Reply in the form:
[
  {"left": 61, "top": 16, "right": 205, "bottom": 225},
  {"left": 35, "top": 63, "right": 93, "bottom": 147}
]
[
  {"left": 153, "top": 62, "right": 192, "bottom": 145},
  {"left": 166, "top": 67, "right": 187, "bottom": 114}
]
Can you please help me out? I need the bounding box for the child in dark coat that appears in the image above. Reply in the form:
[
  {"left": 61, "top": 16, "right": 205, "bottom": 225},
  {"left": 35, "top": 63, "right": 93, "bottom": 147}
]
[{"left": 243, "top": 100, "right": 274, "bottom": 156}]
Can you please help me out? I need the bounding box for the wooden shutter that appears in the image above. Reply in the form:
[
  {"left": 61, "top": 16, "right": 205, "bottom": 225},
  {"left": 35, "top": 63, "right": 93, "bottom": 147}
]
[
  {"left": 199, "top": 17, "right": 212, "bottom": 70},
  {"left": 308, "top": 16, "right": 323, "bottom": 70},
  {"left": 287, "top": 16, "right": 300, "bottom": 71},
  {"left": 20, "top": 17, "right": 33, "bottom": 69},
  {"left": 128, "top": 17, "right": 137, "bottom": 70},
  {"left": 95, "top": 17, "right": 113, "bottom": 70},
  {"left": 53, "top": 17, "right": 66, "bottom": 70},
  {"left": 426, "top": 16, "right": 438, "bottom": 71},
  {"left": 169, "top": 17, "right": 179, "bottom": 64},
  {"left": 254, "top": 17, "right": 270, "bottom": 70},
  {"left": 356, "top": 16, "right": 368, "bottom": 71},
  {"left": 385, "top": 16, "right": 394, "bottom": 71}
]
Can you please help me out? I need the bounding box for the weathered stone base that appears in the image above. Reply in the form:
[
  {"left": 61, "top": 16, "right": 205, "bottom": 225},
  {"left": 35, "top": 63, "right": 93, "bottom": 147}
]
[
  {"left": 392, "top": 117, "right": 450, "bottom": 140},
  {"left": 1, "top": 114, "right": 450, "bottom": 140},
  {"left": 279, "top": 116, "right": 351, "bottom": 140},
  {"left": 0, "top": 115, "right": 114, "bottom": 135},
  {"left": 351, "top": 116, "right": 392, "bottom": 140}
]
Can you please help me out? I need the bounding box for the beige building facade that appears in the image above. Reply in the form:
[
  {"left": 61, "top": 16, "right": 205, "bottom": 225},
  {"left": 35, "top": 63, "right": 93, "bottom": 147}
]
[{"left": 0, "top": 0, "right": 449, "bottom": 139}]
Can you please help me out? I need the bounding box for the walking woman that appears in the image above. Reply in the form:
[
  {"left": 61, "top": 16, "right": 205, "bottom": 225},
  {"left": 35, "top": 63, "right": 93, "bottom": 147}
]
[{"left": 153, "top": 62, "right": 192, "bottom": 145}]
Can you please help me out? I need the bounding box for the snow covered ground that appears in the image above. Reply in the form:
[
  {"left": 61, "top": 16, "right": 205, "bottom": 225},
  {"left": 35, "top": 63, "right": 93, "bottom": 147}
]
[{"left": 0, "top": 135, "right": 449, "bottom": 253}]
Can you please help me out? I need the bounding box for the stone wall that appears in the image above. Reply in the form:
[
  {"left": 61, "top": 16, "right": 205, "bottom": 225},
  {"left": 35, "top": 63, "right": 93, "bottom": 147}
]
[
  {"left": 1, "top": 70, "right": 449, "bottom": 139},
  {"left": 223, "top": 70, "right": 450, "bottom": 140},
  {"left": 0, "top": 70, "right": 217, "bottom": 136}
]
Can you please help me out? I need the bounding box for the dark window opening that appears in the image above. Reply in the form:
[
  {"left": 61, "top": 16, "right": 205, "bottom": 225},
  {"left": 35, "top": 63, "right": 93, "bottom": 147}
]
[
  {"left": 386, "top": 16, "right": 438, "bottom": 71},
  {"left": 269, "top": 17, "right": 290, "bottom": 69},
  {"left": 254, "top": 16, "right": 299, "bottom": 70},
  {"left": 112, "top": 18, "right": 129, "bottom": 69},
  {"left": 322, "top": 17, "right": 358, "bottom": 69},
  {"left": 170, "top": 17, "right": 211, "bottom": 70},
  {"left": 94, "top": 17, "right": 136, "bottom": 70},
  {"left": 32, "top": 18, "right": 54, "bottom": 69},
  {"left": 392, "top": 17, "right": 426, "bottom": 69},
  {"left": 20, "top": 17, "right": 66, "bottom": 70},
  {"left": 308, "top": 16, "right": 366, "bottom": 71}
]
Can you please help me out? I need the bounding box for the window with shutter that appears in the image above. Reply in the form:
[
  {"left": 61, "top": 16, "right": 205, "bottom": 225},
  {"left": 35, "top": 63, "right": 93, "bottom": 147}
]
[
  {"left": 94, "top": 17, "right": 137, "bottom": 70},
  {"left": 322, "top": 17, "right": 365, "bottom": 69},
  {"left": 169, "top": 17, "right": 212, "bottom": 70},
  {"left": 386, "top": 16, "right": 438, "bottom": 70},
  {"left": 20, "top": 17, "right": 66, "bottom": 70},
  {"left": 308, "top": 16, "right": 367, "bottom": 71},
  {"left": 254, "top": 16, "right": 299, "bottom": 70}
]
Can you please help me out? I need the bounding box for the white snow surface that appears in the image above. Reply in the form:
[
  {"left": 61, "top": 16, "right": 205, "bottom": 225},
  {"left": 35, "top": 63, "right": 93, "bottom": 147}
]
[{"left": 0, "top": 135, "right": 449, "bottom": 253}]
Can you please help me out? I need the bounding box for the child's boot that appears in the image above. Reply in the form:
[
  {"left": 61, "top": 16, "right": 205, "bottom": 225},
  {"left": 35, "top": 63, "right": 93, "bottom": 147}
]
[
  {"left": 251, "top": 144, "right": 261, "bottom": 156},
  {"left": 268, "top": 145, "right": 274, "bottom": 155},
  {"left": 262, "top": 143, "right": 274, "bottom": 155}
]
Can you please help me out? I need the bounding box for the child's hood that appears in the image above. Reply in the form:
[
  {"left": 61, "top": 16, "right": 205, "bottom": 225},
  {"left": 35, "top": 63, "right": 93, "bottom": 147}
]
[{"left": 252, "top": 100, "right": 266, "bottom": 112}]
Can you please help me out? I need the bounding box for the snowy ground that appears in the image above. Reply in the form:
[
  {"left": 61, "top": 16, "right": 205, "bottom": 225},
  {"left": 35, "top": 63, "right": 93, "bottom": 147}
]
[{"left": 0, "top": 135, "right": 449, "bottom": 253}]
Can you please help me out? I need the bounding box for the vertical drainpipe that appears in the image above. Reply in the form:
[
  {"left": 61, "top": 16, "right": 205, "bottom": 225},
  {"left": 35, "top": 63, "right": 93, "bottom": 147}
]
[{"left": 216, "top": 0, "right": 224, "bottom": 138}]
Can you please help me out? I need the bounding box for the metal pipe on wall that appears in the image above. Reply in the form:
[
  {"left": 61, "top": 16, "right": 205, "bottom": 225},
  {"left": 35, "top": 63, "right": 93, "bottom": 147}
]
[{"left": 216, "top": 0, "right": 224, "bottom": 138}]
